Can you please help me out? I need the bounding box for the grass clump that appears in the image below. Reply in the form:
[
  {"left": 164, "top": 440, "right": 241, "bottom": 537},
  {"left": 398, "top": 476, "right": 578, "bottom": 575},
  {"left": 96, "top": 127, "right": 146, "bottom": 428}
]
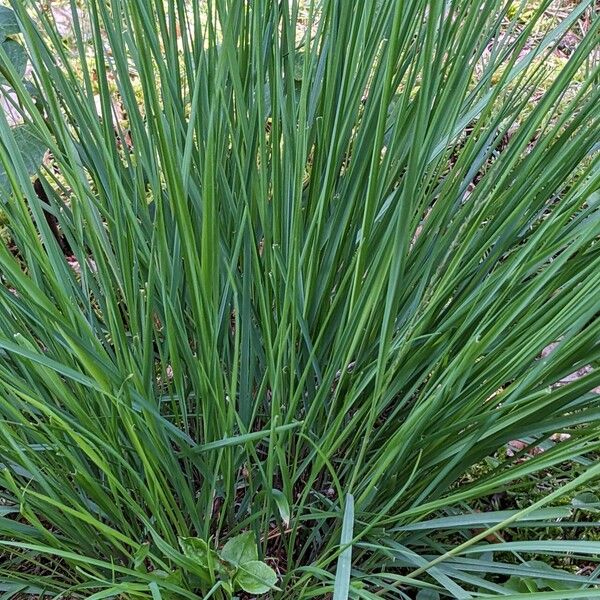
[{"left": 0, "top": 0, "right": 599, "bottom": 598}]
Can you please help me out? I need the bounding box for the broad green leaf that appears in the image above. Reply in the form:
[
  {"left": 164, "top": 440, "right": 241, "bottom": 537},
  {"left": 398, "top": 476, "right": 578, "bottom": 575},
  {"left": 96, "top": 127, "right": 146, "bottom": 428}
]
[
  {"left": 505, "top": 576, "right": 537, "bottom": 593},
  {"left": 220, "top": 531, "right": 258, "bottom": 567},
  {"left": 572, "top": 492, "right": 600, "bottom": 512},
  {"left": 523, "top": 561, "right": 578, "bottom": 592},
  {"left": 0, "top": 125, "right": 47, "bottom": 198},
  {"left": 178, "top": 537, "right": 214, "bottom": 570},
  {"left": 504, "top": 575, "right": 535, "bottom": 593},
  {"left": 0, "top": 6, "right": 19, "bottom": 38},
  {"left": 234, "top": 561, "right": 277, "bottom": 595},
  {"left": 152, "top": 569, "right": 184, "bottom": 586},
  {"left": 0, "top": 39, "right": 27, "bottom": 83}
]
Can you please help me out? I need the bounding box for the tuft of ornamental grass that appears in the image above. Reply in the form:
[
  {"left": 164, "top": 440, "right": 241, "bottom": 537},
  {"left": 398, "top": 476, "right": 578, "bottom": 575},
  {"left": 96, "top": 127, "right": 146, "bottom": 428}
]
[{"left": 0, "top": 0, "right": 599, "bottom": 597}]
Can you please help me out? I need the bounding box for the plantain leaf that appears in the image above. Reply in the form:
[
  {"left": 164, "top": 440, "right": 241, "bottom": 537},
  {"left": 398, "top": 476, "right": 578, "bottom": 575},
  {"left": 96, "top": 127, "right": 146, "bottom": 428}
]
[
  {"left": 220, "top": 531, "right": 258, "bottom": 568},
  {"left": 234, "top": 560, "right": 277, "bottom": 595}
]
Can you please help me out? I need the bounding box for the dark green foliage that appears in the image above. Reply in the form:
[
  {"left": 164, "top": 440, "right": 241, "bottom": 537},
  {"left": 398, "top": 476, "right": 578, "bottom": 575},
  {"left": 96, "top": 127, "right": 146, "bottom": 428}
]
[{"left": 0, "top": 0, "right": 598, "bottom": 597}]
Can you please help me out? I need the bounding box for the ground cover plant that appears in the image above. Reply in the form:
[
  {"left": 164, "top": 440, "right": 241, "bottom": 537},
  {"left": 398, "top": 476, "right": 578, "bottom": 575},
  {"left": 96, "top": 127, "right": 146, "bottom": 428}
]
[{"left": 0, "top": 0, "right": 599, "bottom": 597}]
